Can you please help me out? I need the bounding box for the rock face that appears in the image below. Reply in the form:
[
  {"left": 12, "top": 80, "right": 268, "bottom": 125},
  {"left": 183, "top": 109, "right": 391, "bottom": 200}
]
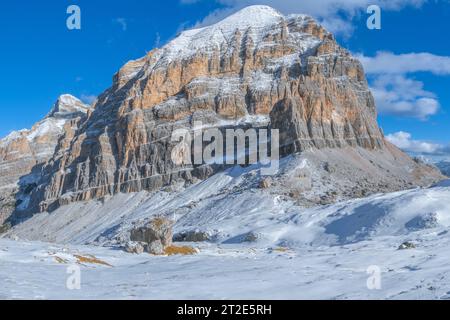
[
  {"left": 0, "top": 95, "right": 90, "bottom": 224},
  {"left": 1, "top": 6, "right": 443, "bottom": 218}
]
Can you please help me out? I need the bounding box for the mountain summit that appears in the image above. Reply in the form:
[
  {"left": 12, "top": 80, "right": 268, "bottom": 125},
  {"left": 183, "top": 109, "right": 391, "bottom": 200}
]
[
  {"left": 0, "top": 95, "right": 90, "bottom": 224},
  {"left": 0, "top": 6, "right": 444, "bottom": 223},
  {"left": 47, "top": 94, "right": 91, "bottom": 118}
]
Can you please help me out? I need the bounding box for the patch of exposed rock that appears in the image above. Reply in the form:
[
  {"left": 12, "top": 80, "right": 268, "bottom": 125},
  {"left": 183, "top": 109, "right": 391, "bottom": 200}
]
[
  {"left": 173, "top": 230, "right": 212, "bottom": 242},
  {"left": 0, "top": 95, "right": 90, "bottom": 225}
]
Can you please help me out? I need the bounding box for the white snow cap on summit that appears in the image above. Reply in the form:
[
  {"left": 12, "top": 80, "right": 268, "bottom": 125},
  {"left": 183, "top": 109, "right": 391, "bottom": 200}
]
[
  {"left": 58, "top": 94, "right": 83, "bottom": 106},
  {"left": 47, "top": 94, "right": 90, "bottom": 118},
  {"left": 158, "top": 5, "right": 315, "bottom": 63},
  {"left": 205, "top": 5, "right": 283, "bottom": 31},
  {"left": 0, "top": 94, "right": 91, "bottom": 146}
]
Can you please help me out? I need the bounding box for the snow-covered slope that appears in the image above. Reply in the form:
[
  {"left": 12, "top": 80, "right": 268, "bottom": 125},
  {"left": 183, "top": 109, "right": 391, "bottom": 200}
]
[
  {"left": 2, "top": 176, "right": 450, "bottom": 299},
  {"left": 435, "top": 161, "right": 450, "bottom": 177},
  {"left": 147, "top": 6, "right": 316, "bottom": 64},
  {"left": 405, "top": 152, "right": 450, "bottom": 177},
  {"left": 2, "top": 146, "right": 450, "bottom": 299},
  {"left": 3, "top": 147, "right": 443, "bottom": 245}
]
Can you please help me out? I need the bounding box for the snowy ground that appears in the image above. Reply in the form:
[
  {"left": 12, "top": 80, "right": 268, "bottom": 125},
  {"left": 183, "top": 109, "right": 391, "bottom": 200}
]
[
  {"left": 2, "top": 177, "right": 450, "bottom": 299},
  {"left": 2, "top": 228, "right": 450, "bottom": 299}
]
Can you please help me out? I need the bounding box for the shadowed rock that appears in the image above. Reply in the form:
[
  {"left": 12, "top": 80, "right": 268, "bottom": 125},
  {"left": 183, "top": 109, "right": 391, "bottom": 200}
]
[{"left": 130, "top": 217, "right": 174, "bottom": 254}]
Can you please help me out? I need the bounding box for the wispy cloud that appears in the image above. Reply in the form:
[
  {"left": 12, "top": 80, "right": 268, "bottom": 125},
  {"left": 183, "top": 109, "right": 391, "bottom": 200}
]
[
  {"left": 154, "top": 32, "right": 161, "bottom": 48},
  {"left": 358, "top": 51, "right": 450, "bottom": 120},
  {"left": 114, "top": 18, "right": 128, "bottom": 31},
  {"left": 180, "top": 0, "right": 427, "bottom": 36}
]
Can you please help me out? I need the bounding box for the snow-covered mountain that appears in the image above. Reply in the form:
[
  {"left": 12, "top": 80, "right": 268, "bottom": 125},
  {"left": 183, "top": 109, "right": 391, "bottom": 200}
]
[
  {"left": 8, "top": 5, "right": 442, "bottom": 219},
  {"left": 0, "top": 5, "right": 448, "bottom": 300},
  {"left": 150, "top": 5, "right": 317, "bottom": 64},
  {"left": 0, "top": 95, "right": 90, "bottom": 225},
  {"left": 404, "top": 152, "right": 450, "bottom": 177},
  {"left": 0, "top": 94, "right": 90, "bottom": 164}
]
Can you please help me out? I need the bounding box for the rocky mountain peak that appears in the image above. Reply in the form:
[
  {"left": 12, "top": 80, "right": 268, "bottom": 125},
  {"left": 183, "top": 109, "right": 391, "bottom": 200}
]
[
  {"left": 0, "top": 95, "right": 91, "bottom": 224},
  {"left": 47, "top": 94, "right": 91, "bottom": 119},
  {"left": 0, "top": 95, "right": 90, "bottom": 153},
  {"left": 113, "top": 5, "right": 323, "bottom": 87},
  {"left": 1, "top": 6, "right": 444, "bottom": 219}
]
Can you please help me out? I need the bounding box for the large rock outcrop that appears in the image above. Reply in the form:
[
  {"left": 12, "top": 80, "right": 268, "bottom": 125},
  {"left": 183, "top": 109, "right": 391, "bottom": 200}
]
[
  {"left": 129, "top": 217, "right": 174, "bottom": 255},
  {"left": 0, "top": 95, "right": 90, "bottom": 224},
  {"left": 4, "top": 5, "right": 443, "bottom": 217}
]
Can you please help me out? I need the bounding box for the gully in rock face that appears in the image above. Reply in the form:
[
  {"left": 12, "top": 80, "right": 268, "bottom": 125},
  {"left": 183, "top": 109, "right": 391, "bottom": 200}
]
[{"left": 171, "top": 122, "right": 280, "bottom": 176}]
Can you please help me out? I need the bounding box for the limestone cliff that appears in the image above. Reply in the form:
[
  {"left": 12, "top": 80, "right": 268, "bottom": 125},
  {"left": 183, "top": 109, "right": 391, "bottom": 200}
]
[
  {"left": 0, "top": 95, "right": 90, "bottom": 224},
  {"left": 6, "top": 6, "right": 442, "bottom": 217}
]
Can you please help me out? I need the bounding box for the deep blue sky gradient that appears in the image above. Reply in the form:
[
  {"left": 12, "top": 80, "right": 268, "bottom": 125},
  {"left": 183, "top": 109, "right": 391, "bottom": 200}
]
[{"left": 0, "top": 0, "right": 449, "bottom": 145}]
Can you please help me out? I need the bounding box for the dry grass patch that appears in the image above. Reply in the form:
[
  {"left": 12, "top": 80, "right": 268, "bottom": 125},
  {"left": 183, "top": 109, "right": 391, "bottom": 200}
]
[
  {"left": 273, "top": 247, "right": 290, "bottom": 252},
  {"left": 164, "top": 245, "right": 197, "bottom": 256},
  {"left": 74, "top": 254, "right": 113, "bottom": 267},
  {"left": 152, "top": 217, "right": 165, "bottom": 228}
]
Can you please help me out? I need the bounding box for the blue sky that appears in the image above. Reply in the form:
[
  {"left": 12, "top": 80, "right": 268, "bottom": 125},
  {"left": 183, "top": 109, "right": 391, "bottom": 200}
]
[{"left": 0, "top": 0, "right": 449, "bottom": 154}]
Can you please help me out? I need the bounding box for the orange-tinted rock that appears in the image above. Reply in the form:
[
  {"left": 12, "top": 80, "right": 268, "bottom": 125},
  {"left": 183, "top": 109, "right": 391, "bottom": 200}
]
[{"left": 9, "top": 6, "right": 441, "bottom": 214}]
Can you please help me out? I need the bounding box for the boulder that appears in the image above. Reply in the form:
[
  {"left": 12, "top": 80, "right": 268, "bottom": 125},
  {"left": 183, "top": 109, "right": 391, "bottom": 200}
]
[
  {"left": 243, "top": 232, "right": 260, "bottom": 242},
  {"left": 129, "top": 217, "right": 174, "bottom": 254},
  {"left": 173, "top": 230, "right": 211, "bottom": 242},
  {"left": 147, "top": 240, "right": 165, "bottom": 255},
  {"left": 124, "top": 241, "right": 145, "bottom": 254},
  {"left": 398, "top": 241, "right": 416, "bottom": 250},
  {"left": 259, "top": 178, "right": 272, "bottom": 189}
]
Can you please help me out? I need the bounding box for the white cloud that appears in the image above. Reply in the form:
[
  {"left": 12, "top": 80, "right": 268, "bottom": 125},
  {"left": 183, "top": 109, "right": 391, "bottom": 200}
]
[
  {"left": 370, "top": 74, "right": 440, "bottom": 120},
  {"left": 358, "top": 51, "right": 450, "bottom": 76},
  {"left": 180, "top": 0, "right": 427, "bottom": 36},
  {"left": 114, "top": 18, "right": 128, "bottom": 31},
  {"left": 357, "top": 51, "right": 450, "bottom": 120},
  {"left": 386, "top": 131, "right": 443, "bottom": 154}
]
